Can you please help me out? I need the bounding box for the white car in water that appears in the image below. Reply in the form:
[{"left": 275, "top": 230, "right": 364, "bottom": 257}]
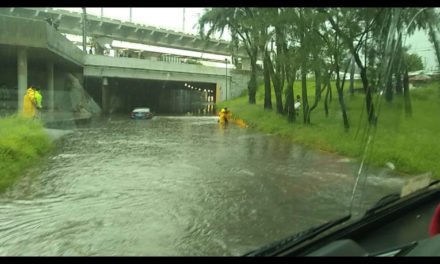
[{"left": 130, "top": 108, "right": 154, "bottom": 120}]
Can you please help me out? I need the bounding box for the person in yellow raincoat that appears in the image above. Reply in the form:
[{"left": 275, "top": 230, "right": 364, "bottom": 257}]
[
  {"left": 35, "top": 88, "right": 43, "bottom": 110},
  {"left": 224, "top": 107, "right": 232, "bottom": 121},
  {"left": 218, "top": 108, "right": 227, "bottom": 125},
  {"left": 34, "top": 87, "right": 43, "bottom": 119},
  {"left": 22, "top": 86, "right": 37, "bottom": 118}
]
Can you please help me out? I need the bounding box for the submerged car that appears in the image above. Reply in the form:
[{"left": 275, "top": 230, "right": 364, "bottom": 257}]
[{"left": 130, "top": 108, "right": 154, "bottom": 120}]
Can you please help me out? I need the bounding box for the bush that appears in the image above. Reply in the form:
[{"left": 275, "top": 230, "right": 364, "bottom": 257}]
[{"left": 0, "top": 116, "right": 52, "bottom": 192}]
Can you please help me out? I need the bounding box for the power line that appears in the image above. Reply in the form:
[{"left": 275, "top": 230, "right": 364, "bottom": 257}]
[{"left": 410, "top": 48, "right": 436, "bottom": 52}]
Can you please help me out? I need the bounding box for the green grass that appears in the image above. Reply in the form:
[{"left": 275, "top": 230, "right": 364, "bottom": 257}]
[
  {"left": 0, "top": 116, "right": 52, "bottom": 192},
  {"left": 220, "top": 80, "right": 440, "bottom": 179}
]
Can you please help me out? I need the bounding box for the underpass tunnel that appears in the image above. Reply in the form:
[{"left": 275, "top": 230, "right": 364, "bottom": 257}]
[{"left": 85, "top": 77, "right": 217, "bottom": 115}]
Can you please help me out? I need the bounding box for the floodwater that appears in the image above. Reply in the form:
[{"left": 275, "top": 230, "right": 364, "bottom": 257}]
[{"left": 0, "top": 115, "right": 406, "bottom": 256}]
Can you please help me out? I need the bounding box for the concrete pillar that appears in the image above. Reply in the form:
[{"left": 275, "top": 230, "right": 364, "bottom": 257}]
[
  {"left": 216, "top": 83, "right": 221, "bottom": 103},
  {"left": 54, "top": 73, "right": 65, "bottom": 111},
  {"left": 102, "top": 77, "right": 109, "bottom": 114},
  {"left": 47, "top": 62, "right": 54, "bottom": 112},
  {"left": 17, "top": 48, "right": 27, "bottom": 111},
  {"left": 241, "top": 57, "right": 251, "bottom": 71}
]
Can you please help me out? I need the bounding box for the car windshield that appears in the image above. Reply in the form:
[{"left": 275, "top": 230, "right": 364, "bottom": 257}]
[
  {"left": 133, "top": 108, "right": 150, "bottom": 112},
  {"left": 0, "top": 7, "right": 439, "bottom": 256}
]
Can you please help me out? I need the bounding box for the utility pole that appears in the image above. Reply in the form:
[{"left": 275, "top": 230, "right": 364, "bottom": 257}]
[
  {"left": 82, "top": 7, "right": 87, "bottom": 54},
  {"left": 129, "top": 8, "right": 132, "bottom": 22},
  {"left": 100, "top": 8, "right": 103, "bottom": 18},
  {"left": 182, "top": 8, "right": 186, "bottom": 32},
  {"left": 225, "top": 58, "right": 228, "bottom": 101}
]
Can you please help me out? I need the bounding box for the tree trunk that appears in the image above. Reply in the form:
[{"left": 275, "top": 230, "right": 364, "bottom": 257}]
[
  {"left": 308, "top": 68, "right": 322, "bottom": 115},
  {"left": 385, "top": 74, "right": 393, "bottom": 102},
  {"left": 281, "top": 37, "right": 295, "bottom": 121},
  {"left": 299, "top": 12, "right": 309, "bottom": 124},
  {"left": 337, "top": 87, "right": 350, "bottom": 131},
  {"left": 248, "top": 56, "right": 258, "bottom": 104},
  {"left": 266, "top": 51, "right": 284, "bottom": 115},
  {"left": 263, "top": 51, "right": 272, "bottom": 110},
  {"left": 395, "top": 34, "right": 403, "bottom": 95},
  {"left": 395, "top": 71, "right": 402, "bottom": 95},
  {"left": 285, "top": 68, "right": 296, "bottom": 122},
  {"left": 273, "top": 26, "right": 285, "bottom": 115},
  {"left": 354, "top": 53, "right": 376, "bottom": 125},
  {"left": 335, "top": 55, "right": 349, "bottom": 131},
  {"left": 301, "top": 64, "right": 309, "bottom": 124},
  {"left": 324, "top": 76, "right": 331, "bottom": 118},
  {"left": 349, "top": 56, "right": 355, "bottom": 95},
  {"left": 403, "top": 68, "right": 412, "bottom": 117},
  {"left": 329, "top": 76, "right": 333, "bottom": 102},
  {"left": 429, "top": 24, "right": 440, "bottom": 71},
  {"left": 274, "top": 85, "right": 284, "bottom": 114}
]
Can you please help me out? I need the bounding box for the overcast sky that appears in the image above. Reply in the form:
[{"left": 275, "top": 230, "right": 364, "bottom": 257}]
[{"left": 55, "top": 8, "right": 438, "bottom": 71}]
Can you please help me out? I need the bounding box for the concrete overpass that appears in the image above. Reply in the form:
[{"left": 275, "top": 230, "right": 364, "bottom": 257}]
[
  {"left": 0, "top": 15, "right": 84, "bottom": 111},
  {"left": 84, "top": 54, "right": 249, "bottom": 113},
  {"left": 0, "top": 14, "right": 250, "bottom": 114},
  {"left": 0, "top": 7, "right": 249, "bottom": 59}
]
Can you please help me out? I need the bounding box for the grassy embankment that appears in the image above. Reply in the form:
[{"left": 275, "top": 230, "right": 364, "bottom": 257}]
[
  {"left": 0, "top": 116, "right": 52, "bottom": 192},
  {"left": 219, "top": 80, "right": 440, "bottom": 178}
]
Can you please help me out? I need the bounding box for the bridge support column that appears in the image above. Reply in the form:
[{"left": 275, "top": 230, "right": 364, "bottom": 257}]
[
  {"left": 17, "top": 48, "right": 27, "bottom": 112},
  {"left": 215, "top": 83, "right": 221, "bottom": 103},
  {"left": 101, "top": 77, "right": 109, "bottom": 114},
  {"left": 47, "top": 62, "right": 54, "bottom": 112},
  {"left": 242, "top": 58, "right": 251, "bottom": 71}
]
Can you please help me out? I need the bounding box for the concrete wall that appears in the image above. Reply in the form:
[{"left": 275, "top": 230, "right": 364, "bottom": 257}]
[
  {"left": 157, "top": 88, "right": 205, "bottom": 113},
  {"left": 53, "top": 70, "right": 71, "bottom": 111}
]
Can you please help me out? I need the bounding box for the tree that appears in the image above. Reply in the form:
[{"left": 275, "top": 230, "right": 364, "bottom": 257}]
[
  {"left": 316, "top": 15, "right": 350, "bottom": 130},
  {"left": 199, "top": 8, "right": 260, "bottom": 104},
  {"left": 260, "top": 8, "right": 285, "bottom": 114},
  {"left": 320, "top": 8, "right": 381, "bottom": 126},
  {"left": 251, "top": 8, "right": 273, "bottom": 110},
  {"left": 298, "top": 8, "right": 312, "bottom": 124},
  {"left": 305, "top": 10, "right": 328, "bottom": 121},
  {"left": 428, "top": 23, "right": 440, "bottom": 71},
  {"left": 404, "top": 53, "right": 424, "bottom": 72}
]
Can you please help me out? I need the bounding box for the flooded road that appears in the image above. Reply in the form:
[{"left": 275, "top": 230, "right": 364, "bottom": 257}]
[{"left": 0, "top": 116, "right": 406, "bottom": 256}]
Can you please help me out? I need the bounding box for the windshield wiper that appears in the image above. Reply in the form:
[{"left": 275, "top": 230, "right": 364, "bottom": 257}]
[
  {"left": 364, "top": 179, "right": 440, "bottom": 217},
  {"left": 244, "top": 214, "right": 351, "bottom": 256},
  {"left": 364, "top": 193, "right": 401, "bottom": 216}
]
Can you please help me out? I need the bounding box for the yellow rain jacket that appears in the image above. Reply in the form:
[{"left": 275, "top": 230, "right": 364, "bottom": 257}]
[
  {"left": 225, "top": 110, "right": 232, "bottom": 121},
  {"left": 22, "top": 88, "right": 36, "bottom": 118},
  {"left": 218, "top": 109, "right": 227, "bottom": 124},
  {"left": 35, "top": 90, "right": 42, "bottom": 109}
]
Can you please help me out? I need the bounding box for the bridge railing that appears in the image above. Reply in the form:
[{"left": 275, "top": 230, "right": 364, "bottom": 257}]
[{"left": 84, "top": 54, "right": 243, "bottom": 77}]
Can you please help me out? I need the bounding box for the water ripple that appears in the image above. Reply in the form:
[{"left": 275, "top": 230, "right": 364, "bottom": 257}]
[{"left": 0, "top": 115, "right": 404, "bottom": 256}]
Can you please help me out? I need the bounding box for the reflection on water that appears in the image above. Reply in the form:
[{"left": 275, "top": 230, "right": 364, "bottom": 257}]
[{"left": 0, "top": 115, "right": 405, "bottom": 256}]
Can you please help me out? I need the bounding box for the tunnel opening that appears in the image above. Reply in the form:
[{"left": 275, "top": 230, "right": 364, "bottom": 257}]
[{"left": 85, "top": 77, "right": 217, "bottom": 115}]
